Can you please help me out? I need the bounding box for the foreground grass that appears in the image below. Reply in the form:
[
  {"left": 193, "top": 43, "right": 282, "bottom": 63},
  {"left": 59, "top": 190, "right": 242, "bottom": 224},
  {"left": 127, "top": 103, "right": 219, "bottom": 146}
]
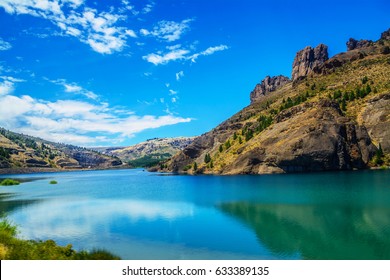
[{"left": 0, "top": 216, "right": 120, "bottom": 260}]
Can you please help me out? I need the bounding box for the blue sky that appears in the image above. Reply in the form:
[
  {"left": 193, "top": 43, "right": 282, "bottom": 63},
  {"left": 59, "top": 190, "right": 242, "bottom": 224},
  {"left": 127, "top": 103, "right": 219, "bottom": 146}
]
[{"left": 0, "top": 0, "right": 389, "bottom": 147}]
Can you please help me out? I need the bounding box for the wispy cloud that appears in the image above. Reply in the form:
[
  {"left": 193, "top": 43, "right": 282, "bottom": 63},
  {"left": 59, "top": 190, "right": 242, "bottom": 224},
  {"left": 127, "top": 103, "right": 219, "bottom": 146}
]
[
  {"left": 0, "top": 37, "right": 12, "bottom": 51},
  {"left": 176, "top": 71, "right": 184, "bottom": 81},
  {"left": 140, "top": 19, "right": 192, "bottom": 42},
  {"left": 143, "top": 44, "right": 229, "bottom": 65},
  {"left": 188, "top": 45, "right": 229, "bottom": 62},
  {"left": 142, "top": 1, "right": 155, "bottom": 14},
  {"left": 143, "top": 49, "right": 190, "bottom": 65},
  {"left": 50, "top": 79, "right": 99, "bottom": 100}
]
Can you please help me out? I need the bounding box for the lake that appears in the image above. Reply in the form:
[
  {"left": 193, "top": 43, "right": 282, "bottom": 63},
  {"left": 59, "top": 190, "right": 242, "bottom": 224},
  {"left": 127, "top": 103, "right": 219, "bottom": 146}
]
[{"left": 1, "top": 169, "right": 390, "bottom": 259}]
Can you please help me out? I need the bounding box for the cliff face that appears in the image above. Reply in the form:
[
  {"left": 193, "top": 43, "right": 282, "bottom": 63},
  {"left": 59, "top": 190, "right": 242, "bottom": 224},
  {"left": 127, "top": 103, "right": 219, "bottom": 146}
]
[
  {"left": 162, "top": 28, "right": 390, "bottom": 175},
  {"left": 250, "top": 75, "right": 290, "bottom": 103},
  {"left": 291, "top": 44, "right": 328, "bottom": 81},
  {"left": 222, "top": 100, "right": 376, "bottom": 174}
]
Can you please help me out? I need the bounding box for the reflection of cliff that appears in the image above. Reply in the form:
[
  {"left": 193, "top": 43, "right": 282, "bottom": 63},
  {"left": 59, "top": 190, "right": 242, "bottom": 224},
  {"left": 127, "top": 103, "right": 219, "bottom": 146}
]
[{"left": 219, "top": 202, "right": 390, "bottom": 259}]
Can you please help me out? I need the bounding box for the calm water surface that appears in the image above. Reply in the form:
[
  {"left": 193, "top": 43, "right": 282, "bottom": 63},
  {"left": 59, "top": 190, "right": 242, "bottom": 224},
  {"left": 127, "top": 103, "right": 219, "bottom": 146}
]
[{"left": 1, "top": 169, "right": 390, "bottom": 259}]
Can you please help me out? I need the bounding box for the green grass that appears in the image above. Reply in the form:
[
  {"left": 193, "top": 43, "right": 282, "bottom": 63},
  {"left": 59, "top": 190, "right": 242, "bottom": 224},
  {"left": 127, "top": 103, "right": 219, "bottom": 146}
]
[
  {"left": 49, "top": 180, "right": 58, "bottom": 184},
  {"left": 0, "top": 179, "right": 20, "bottom": 186},
  {"left": 0, "top": 215, "right": 120, "bottom": 260}
]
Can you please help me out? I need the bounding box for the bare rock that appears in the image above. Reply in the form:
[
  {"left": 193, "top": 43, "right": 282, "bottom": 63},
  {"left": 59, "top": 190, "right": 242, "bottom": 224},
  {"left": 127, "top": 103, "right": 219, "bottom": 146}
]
[
  {"left": 250, "top": 75, "right": 290, "bottom": 103},
  {"left": 346, "top": 38, "right": 373, "bottom": 51},
  {"left": 292, "top": 44, "right": 328, "bottom": 81},
  {"left": 381, "top": 28, "right": 390, "bottom": 41},
  {"left": 359, "top": 93, "right": 390, "bottom": 153}
]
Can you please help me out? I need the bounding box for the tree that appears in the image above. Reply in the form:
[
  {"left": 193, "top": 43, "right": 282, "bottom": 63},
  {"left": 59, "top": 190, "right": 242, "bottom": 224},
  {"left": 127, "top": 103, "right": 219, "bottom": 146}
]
[
  {"left": 193, "top": 162, "right": 198, "bottom": 171},
  {"left": 238, "top": 136, "right": 242, "bottom": 144},
  {"left": 225, "top": 140, "right": 231, "bottom": 149},
  {"left": 219, "top": 145, "right": 223, "bottom": 153},
  {"left": 233, "top": 132, "right": 237, "bottom": 140},
  {"left": 204, "top": 153, "right": 211, "bottom": 164}
]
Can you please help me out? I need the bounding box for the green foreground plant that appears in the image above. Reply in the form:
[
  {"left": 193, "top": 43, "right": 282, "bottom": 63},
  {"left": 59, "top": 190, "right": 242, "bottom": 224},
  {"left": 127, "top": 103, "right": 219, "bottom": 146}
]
[{"left": 0, "top": 214, "right": 119, "bottom": 260}]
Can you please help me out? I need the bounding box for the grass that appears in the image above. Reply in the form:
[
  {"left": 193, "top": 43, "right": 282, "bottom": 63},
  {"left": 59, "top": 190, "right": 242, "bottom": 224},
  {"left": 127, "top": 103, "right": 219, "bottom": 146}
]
[
  {"left": 0, "top": 215, "right": 120, "bottom": 260},
  {"left": 49, "top": 180, "right": 58, "bottom": 184},
  {"left": 0, "top": 179, "right": 20, "bottom": 186}
]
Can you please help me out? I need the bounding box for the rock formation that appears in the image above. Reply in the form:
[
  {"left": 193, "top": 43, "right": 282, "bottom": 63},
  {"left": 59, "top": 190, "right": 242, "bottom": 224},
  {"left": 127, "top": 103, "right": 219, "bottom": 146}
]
[
  {"left": 291, "top": 44, "right": 328, "bottom": 81},
  {"left": 381, "top": 28, "right": 390, "bottom": 40},
  {"left": 359, "top": 93, "right": 390, "bottom": 153},
  {"left": 250, "top": 75, "right": 290, "bottom": 103},
  {"left": 346, "top": 38, "right": 373, "bottom": 51}
]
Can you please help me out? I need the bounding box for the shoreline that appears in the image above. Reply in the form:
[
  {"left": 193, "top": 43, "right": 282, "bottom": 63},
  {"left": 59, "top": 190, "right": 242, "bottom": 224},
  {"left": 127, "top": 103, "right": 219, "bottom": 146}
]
[{"left": 0, "top": 165, "right": 133, "bottom": 176}]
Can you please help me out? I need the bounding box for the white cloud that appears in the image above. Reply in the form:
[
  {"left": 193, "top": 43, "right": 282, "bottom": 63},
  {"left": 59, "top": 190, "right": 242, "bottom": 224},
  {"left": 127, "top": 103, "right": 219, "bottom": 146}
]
[
  {"left": 188, "top": 45, "right": 229, "bottom": 62},
  {"left": 0, "top": 37, "right": 12, "bottom": 51},
  {"left": 0, "top": 76, "right": 24, "bottom": 96},
  {"left": 143, "top": 49, "right": 189, "bottom": 65},
  {"left": 169, "top": 89, "right": 177, "bottom": 95},
  {"left": 0, "top": 1, "right": 131, "bottom": 54},
  {"left": 0, "top": 81, "right": 15, "bottom": 96},
  {"left": 142, "top": 2, "right": 155, "bottom": 14},
  {"left": 51, "top": 79, "right": 99, "bottom": 100},
  {"left": 0, "top": 94, "right": 192, "bottom": 146},
  {"left": 171, "top": 97, "right": 177, "bottom": 103},
  {"left": 125, "top": 29, "right": 137, "bottom": 38},
  {"left": 176, "top": 71, "right": 184, "bottom": 81},
  {"left": 140, "top": 19, "right": 192, "bottom": 42},
  {"left": 143, "top": 45, "right": 229, "bottom": 65}
]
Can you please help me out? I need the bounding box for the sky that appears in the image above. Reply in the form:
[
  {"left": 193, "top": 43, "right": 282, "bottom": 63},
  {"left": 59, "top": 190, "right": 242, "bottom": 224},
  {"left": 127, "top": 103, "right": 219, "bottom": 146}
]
[{"left": 0, "top": 0, "right": 389, "bottom": 147}]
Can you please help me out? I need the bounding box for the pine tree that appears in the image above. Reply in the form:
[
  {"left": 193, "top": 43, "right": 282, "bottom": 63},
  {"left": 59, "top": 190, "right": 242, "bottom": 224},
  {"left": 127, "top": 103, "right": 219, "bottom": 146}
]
[
  {"left": 193, "top": 162, "right": 198, "bottom": 171},
  {"left": 219, "top": 145, "right": 223, "bottom": 153}
]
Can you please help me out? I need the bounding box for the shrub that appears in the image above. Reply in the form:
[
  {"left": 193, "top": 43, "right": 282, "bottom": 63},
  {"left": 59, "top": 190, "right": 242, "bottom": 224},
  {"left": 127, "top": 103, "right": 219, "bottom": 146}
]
[
  {"left": 49, "top": 180, "right": 58, "bottom": 184},
  {"left": 0, "top": 179, "right": 20, "bottom": 186}
]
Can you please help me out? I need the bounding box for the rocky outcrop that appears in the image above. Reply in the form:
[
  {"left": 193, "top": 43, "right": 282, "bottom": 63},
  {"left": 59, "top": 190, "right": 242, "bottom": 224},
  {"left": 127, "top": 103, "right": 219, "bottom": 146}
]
[
  {"left": 291, "top": 44, "right": 328, "bottom": 81},
  {"left": 359, "top": 93, "right": 390, "bottom": 153},
  {"left": 250, "top": 75, "right": 290, "bottom": 103},
  {"left": 346, "top": 38, "right": 373, "bottom": 51},
  {"left": 381, "top": 28, "right": 390, "bottom": 40},
  {"left": 223, "top": 100, "right": 376, "bottom": 174}
]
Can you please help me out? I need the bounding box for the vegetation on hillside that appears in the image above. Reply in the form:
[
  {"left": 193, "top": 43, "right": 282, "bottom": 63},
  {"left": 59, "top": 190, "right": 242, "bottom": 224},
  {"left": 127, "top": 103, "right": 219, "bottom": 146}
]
[{"left": 0, "top": 128, "right": 122, "bottom": 170}]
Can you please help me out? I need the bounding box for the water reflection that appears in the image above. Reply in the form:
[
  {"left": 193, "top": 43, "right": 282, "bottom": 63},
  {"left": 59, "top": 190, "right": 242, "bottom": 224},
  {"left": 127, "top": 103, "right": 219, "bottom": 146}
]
[
  {"left": 219, "top": 202, "right": 390, "bottom": 259},
  {"left": 0, "top": 193, "right": 42, "bottom": 214}
]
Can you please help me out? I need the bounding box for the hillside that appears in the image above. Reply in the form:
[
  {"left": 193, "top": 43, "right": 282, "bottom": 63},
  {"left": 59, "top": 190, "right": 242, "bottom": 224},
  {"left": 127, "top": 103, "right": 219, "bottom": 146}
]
[
  {"left": 160, "top": 28, "right": 390, "bottom": 174},
  {"left": 0, "top": 128, "right": 122, "bottom": 173},
  {"left": 94, "top": 137, "right": 194, "bottom": 167}
]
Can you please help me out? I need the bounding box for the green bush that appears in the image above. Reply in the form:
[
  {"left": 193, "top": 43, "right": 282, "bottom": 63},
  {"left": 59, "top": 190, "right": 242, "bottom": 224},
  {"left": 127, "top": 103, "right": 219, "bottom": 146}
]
[
  {"left": 0, "top": 215, "right": 120, "bottom": 260},
  {"left": 49, "top": 180, "right": 58, "bottom": 184},
  {"left": 0, "top": 179, "right": 20, "bottom": 186}
]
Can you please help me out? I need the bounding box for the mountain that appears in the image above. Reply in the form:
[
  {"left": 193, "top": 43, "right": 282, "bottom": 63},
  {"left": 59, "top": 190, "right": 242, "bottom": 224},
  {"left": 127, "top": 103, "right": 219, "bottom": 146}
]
[
  {"left": 160, "top": 28, "right": 390, "bottom": 174},
  {"left": 0, "top": 128, "right": 122, "bottom": 173},
  {"left": 94, "top": 137, "right": 194, "bottom": 167}
]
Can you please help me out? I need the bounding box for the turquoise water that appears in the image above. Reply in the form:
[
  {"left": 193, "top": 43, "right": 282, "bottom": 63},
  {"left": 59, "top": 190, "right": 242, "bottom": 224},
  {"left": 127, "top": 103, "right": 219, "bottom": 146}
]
[{"left": 1, "top": 169, "right": 390, "bottom": 259}]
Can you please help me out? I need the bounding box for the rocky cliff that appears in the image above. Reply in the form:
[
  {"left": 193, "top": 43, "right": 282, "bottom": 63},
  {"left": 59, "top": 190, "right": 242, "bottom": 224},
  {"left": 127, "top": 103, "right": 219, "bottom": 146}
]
[
  {"left": 161, "top": 28, "right": 390, "bottom": 175},
  {"left": 291, "top": 43, "right": 328, "bottom": 81},
  {"left": 250, "top": 75, "right": 290, "bottom": 103},
  {"left": 346, "top": 38, "right": 373, "bottom": 51}
]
